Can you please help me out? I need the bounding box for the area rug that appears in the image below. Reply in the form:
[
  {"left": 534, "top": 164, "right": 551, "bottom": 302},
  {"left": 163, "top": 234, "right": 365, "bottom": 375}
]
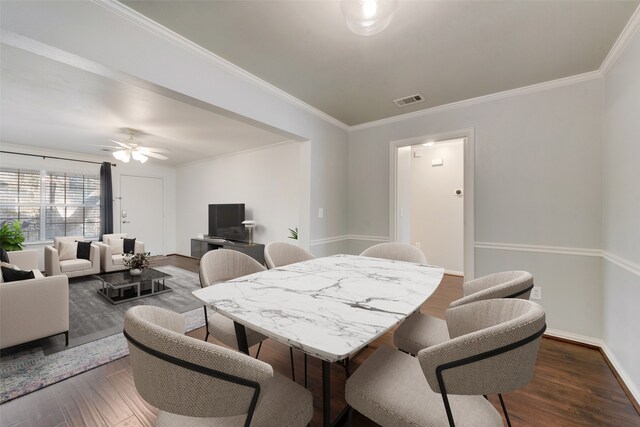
[{"left": 0, "top": 266, "right": 207, "bottom": 404}]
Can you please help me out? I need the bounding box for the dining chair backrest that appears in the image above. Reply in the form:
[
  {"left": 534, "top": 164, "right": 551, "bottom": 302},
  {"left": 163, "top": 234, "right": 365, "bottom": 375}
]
[
  {"left": 418, "top": 298, "right": 545, "bottom": 397},
  {"left": 199, "top": 249, "right": 266, "bottom": 288},
  {"left": 124, "top": 305, "right": 273, "bottom": 419},
  {"left": 449, "top": 270, "right": 534, "bottom": 308},
  {"left": 360, "top": 242, "right": 427, "bottom": 264},
  {"left": 264, "top": 242, "right": 315, "bottom": 269}
]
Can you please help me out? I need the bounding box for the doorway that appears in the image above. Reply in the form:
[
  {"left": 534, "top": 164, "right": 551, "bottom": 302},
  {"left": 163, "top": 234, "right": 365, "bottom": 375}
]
[
  {"left": 390, "top": 129, "right": 475, "bottom": 278},
  {"left": 119, "top": 175, "right": 165, "bottom": 255}
]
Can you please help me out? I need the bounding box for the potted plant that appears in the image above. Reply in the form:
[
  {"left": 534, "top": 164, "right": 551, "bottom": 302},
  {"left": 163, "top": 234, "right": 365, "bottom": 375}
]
[
  {"left": 0, "top": 220, "right": 25, "bottom": 251},
  {"left": 124, "top": 252, "right": 150, "bottom": 276},
  {"left": 288, "top": 227, "right": 299, "bottom": 240}
]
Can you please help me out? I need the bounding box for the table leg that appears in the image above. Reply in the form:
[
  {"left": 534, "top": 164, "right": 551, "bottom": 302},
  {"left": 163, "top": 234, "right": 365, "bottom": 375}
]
[
  {"left": 320, "top": 359, "right": 352, "bottom": 427},
  {"left": 322, "top": 360, "right": 331, "bottom": 427},
  {"left": 234, "top": 322, "right": 250, "bottom": 355}
]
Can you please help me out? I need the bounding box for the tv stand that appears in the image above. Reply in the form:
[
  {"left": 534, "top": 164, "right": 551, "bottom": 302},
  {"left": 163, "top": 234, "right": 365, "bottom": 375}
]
[{"left": 190, "top": 237, "right": 265, "bottom": 265}]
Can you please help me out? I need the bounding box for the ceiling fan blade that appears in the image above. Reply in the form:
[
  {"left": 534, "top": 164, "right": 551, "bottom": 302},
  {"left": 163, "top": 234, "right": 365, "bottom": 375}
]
[
  {"left": 143, "top": 151, "right": 169, "bottom": 160},
  {"left": 138, "top": 147, "right": 171, "bottom": 154},
  {"left": 107, "top": 139, "right": 131, "bottom": 149}
]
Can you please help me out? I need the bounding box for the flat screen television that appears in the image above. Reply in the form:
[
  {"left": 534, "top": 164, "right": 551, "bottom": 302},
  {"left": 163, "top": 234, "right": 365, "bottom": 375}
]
[{"left": 208, "top": 204, "right": 248, "bottom": 242}]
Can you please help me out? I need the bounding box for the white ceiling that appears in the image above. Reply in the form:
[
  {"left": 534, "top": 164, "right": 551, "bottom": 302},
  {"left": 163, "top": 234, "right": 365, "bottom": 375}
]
[
  {"left": 123, "top": 0, "right": 638, "bottom": 126},
  {"left": 0, "top": 44, "right": 291, "bottom": 166}
]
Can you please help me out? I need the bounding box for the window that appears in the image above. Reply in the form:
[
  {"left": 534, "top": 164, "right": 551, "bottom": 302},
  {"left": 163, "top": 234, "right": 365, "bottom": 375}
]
[{"left": 0, "top": 168, "right": 100, "bottom": 243}]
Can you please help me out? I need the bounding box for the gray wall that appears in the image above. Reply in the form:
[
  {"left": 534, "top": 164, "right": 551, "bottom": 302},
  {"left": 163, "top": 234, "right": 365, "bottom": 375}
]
[
  {"left": 348, "top": 79, "right": 604, "bottom": 338},
  {"left": 603, "top": 28, "right": 640, "bottom": 399}
]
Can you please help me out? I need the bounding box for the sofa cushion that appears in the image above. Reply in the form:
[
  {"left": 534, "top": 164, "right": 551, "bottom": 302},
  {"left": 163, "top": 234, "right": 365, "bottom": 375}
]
[
  {"left": 58, "top": 241, "right": 78, "bottom": 261},
  {"left": 60, "top": 259, "right": 92, "bottom": 273},
  {"left": 108, "top": 238, "right": 124, "bottom": 255},
  {"left": 1, "top": 266, "right": 35, "bottom": 282},
  {"left": 76, "top": 241, "right": 92, "bottom": 260},
  {"left": 112, "top": 254, "right": 125, "bottom": 266},
  {"left": 123, "top": 238, "right": 136, "bottom": 254}
]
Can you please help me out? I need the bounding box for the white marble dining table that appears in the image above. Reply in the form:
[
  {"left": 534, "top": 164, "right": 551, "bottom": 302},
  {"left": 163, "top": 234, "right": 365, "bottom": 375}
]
[{"left": 192, "top": 254, "right": 444, "bottom": 426}]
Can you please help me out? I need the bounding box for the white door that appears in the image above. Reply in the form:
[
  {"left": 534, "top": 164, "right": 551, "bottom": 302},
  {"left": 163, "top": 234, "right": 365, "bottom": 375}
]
[
  {"left": 120, "top": 175, "right": 164, "bottom": 255},
  {"left": 410, "top": 139, "right": 464, "bottom": 274}
]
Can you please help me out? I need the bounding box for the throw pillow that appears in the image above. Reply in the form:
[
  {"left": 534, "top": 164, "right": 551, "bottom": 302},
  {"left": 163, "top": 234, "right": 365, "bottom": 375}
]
[
  {"left": 1, "top": 266, "right": 35, "bottom": 282},
  {"left": 76, "top": 241, "right": 92, "bottom": 260},
  {"left": 1, "top": 261, "right": 18, "bottom": 270},
  {"left": 109, "top": 238, "right": 124, "bottom": 255},
  {"left": 123, "top": 238, "right": 136, "bottom": 254},
  {"left": 58, "top": 241, "right": 78, "bottom": 261},
  {"left": 0, "top": 247, "right": 9, "bottom": 263}
]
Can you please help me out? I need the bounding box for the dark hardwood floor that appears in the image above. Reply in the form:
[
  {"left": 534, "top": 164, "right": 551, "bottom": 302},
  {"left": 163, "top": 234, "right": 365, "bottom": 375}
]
[{"left": 1, "top": 255, "right": 638, "bottom": 427}]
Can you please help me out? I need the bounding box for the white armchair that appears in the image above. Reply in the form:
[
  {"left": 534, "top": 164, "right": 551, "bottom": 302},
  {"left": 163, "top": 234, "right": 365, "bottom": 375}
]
[
  {"left": 95, "top": 233, "right": 145, "bottom": 273},
  {"left": 1, "top": 250, "right": 69, "bottom": 349},
  {"left": 45, "top": 236, "right": 100, "bottom": 278}
]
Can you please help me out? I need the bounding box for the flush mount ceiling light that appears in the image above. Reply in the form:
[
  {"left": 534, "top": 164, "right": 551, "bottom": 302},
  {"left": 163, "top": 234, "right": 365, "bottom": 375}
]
[
  {"left": 341, "top": 0, "right": 398, "bottom": 36},
  {"left": 105, "top": 129, "right": 170, "bottom": 164}
]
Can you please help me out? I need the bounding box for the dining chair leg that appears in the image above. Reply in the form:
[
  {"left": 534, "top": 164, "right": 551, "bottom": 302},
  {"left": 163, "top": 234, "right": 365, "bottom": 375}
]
[
  {"left": 255, "top": 341, "right": 263, "bottom": 359},
  {"left": 290, "top": 347, "right": 296, "bottom": 382},
  {"left": 498, "top": 394, "right": 512, "bottom": 427},
  {"left": 202, "top": 306, "right": 209, "bottom": 342},
  {"left": 304, "top": 353, "right": 308, "bottom": 388},
  {"left": 347, "top": 407, "right": 353, "bottom": 426}
]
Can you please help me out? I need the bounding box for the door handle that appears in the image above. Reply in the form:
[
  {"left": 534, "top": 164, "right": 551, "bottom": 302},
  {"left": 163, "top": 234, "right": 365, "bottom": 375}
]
[{"left": 122, "top": 220, "right": 130, "bottom": 224}]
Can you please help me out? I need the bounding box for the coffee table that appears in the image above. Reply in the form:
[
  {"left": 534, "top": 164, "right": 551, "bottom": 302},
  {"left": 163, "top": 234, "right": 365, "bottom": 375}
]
[{"left": 95, "top": 268, "right": 173, "bottom": 304}]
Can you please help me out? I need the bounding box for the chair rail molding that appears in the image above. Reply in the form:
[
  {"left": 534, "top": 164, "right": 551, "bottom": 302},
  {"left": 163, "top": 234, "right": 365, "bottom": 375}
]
[
  {"left": 475, "top": 242, "right": 640, "bottom": 279},
  {"left": 474, "top": 241, "right": 602, "bottom": 258},
  {"left": 309, "top": 235, "right": 389, "bottom": 246}
]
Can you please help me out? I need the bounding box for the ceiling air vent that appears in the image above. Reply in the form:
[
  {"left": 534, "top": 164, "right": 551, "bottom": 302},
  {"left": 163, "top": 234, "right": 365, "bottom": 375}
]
[{"left": 393, "top": 94, "right": 425, "bottom": 107}]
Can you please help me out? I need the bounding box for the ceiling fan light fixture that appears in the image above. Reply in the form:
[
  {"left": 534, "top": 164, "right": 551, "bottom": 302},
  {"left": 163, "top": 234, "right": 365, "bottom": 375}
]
[
  {"left": 113, "top": 149, "right": 131, "bottom": 163},
  {"left": 341, "top": 0, "right": 398, "bottom": 36},
  {"left": 131, "top": 151, "right": 148, "bottom": 164}
]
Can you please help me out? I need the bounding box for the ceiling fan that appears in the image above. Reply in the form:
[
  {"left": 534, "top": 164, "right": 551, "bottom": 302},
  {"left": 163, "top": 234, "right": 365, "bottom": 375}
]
[{"left": 104, "top": 129, "right": 170, "bottom": 163}]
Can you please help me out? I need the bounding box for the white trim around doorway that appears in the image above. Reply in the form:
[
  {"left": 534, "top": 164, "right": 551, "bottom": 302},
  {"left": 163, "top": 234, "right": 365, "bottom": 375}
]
[{"left": 389, "top": 128, "right": 475, "bottom": 279}]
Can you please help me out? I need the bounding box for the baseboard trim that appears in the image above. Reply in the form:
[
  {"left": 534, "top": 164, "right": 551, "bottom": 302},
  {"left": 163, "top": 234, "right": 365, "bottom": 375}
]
[
  {"left": 544, "top": 328, "right": 603, "bottom": 348},
  {"left": 444, "top": 270, "right": 464, "bottom": 277},
  {"left": 543, "top": 328, "right": 639, "bottom": 414},
  {"left": 600, "top": 343, "right": 640, "bottom": 415}
]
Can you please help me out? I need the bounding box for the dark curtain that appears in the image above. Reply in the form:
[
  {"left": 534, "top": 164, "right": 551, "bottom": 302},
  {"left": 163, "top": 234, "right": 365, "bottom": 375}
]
[{"left": 100, "top": 162, "right": 113, "bottom": 239}]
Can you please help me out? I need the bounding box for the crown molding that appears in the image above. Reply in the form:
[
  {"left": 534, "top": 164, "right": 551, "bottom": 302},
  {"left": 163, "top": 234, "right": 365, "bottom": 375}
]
[
  {"left": 600, "top": 4, "right": 640, "bottom": 75},
  {"left": 91, "top": 0, "right": 349, "bottom": 131},
  {"left": 349, "top": 71, "right": 602, "bottom": 131}
]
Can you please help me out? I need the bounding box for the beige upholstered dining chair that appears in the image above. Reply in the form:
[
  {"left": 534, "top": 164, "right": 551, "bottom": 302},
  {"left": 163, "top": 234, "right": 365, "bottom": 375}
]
[
  {"left": 394, "top": 270, "right": 534, "bottom": 356},
  {"left": 124, "top": 305, "right": 313, "bottom": 427},
  {"left": 346, "top": 299, "right": 546, "bottom": 427},
  {"left": 360, "top": 242, "right": 427, "bottom": 264},
  {"left": 264, "top": 242, "right": 314, "bottom": 269},
  {"left": 199, "top": 249, "right": 268, "bottom": 354}
]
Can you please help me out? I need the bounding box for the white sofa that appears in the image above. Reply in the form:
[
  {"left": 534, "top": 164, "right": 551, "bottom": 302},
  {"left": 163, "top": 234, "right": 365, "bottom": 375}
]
[
  {"left": 95, "top": 233, "right": 145, "bottom": 273},
  {"left": 1, "top": 250, "right": 69, "bottom": 349},
  {"left": 45, "top": 236, "right": 101, "bottom": 278}
]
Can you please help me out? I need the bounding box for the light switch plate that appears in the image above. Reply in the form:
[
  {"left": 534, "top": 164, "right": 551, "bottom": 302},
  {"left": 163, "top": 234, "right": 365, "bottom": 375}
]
[{"left": 531, "top": 286, "right": 542, "bottom": 300}]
